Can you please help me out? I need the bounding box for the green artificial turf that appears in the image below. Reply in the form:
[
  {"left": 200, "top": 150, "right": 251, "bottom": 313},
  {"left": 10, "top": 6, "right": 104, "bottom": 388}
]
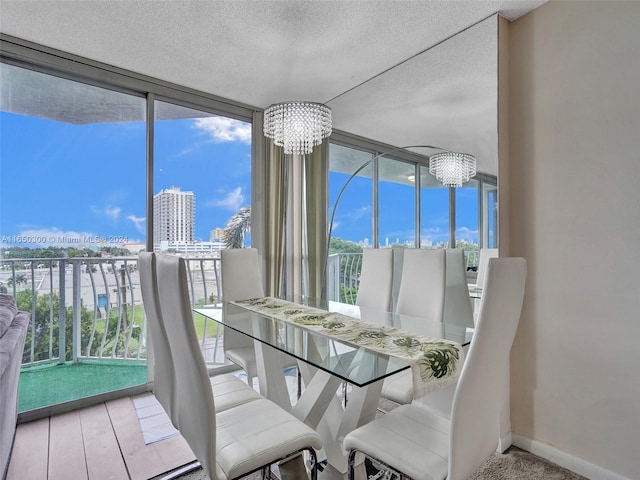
[{"left": 18, "top": 360, "right": 147, "bottom": 413}]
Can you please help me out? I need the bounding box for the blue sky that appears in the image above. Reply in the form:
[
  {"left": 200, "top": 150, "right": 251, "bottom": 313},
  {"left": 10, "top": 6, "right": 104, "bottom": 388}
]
[
  {"left": 0, "top": 111, "right": 478, "bottom": 249},
  {"left": 0, "top": 112, "right": 252, "bottom": 248}
]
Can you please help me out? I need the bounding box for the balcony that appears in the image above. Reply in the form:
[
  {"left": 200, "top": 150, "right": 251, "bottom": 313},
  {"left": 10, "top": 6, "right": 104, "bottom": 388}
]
[{"left": 0, "top": 256, "right": 226, "bottom": 416}]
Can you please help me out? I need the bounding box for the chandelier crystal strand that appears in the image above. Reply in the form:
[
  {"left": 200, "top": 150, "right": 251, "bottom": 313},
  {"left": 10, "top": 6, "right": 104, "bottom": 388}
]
[
  {"left": 428, "top": 151, "right": 477, "bottom": 188},
  {"left": 263, "top": 101, "right": 332, "bottom": 155}
]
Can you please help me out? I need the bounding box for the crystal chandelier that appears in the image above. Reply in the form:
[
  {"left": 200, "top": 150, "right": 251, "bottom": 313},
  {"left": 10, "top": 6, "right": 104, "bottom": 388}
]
[
  {"left": 428, "top": 151, "right": 477, "bottom": 188},
  {"left": 263, "top": 101, "right": 332, "bottom": 155}
]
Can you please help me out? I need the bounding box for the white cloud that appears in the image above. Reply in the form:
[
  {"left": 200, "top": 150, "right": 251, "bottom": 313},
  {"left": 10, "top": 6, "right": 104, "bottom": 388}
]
[
  {"left": 194, "top": 117, "right": 251, "bottom": 144},
  {"left": 455, "top": 226, "right": 479, "bottom": 243},
  {"left": 208, "top": 187, "right": 245, "bottom": 211},
  {"left": 351, "top": 205, "right": 371, "bottom": 220},
  {"left": 420, "top": 227, "right": 449, "bottom": 243},
  {"left": 127, "top": 215, "right": 146, "bottom": 234},
  {"left": 105, "top": 205, "right": 121, "bottom": 222},
  {"left": 90, "top": 204, "right": 121, "bottom": 223}
]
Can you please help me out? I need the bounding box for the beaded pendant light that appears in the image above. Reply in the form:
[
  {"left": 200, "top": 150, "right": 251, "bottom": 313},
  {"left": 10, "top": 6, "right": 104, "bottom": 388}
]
[
  {"left": 428, "top": 151, "right": 477, "bottom": 188},
  {"left": 263, "top": 101, "right": 332, "bottom": 155}
]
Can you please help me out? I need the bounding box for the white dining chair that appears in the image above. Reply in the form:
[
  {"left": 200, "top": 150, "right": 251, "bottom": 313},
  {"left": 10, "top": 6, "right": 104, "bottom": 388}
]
[
  {"left": 380, "top": 248, "right": 446, "bottom": 405},
  {"left": 155, "top": 253, "right": 323, "bottom": 480},
  {"left": 139, "top": 252, "right": 177, "bottom": 420},
  {"left": 221, "top": 248, "right": 300, "bottom": 395},
  {"left": 220, "top": 248, "right": 264, "bottom": 385},
  {"left": 473, "top": 247, "right": 498, "bottom": 289},
  {"left": 470, "top": 247, "right": 498, "bottom": 323},
  {"left": 356, "top": 248, "right": 393, "bottom": 312},
  {"left": 443, "top": 249, "right": 474, "bottom": 328},
  {"left": 139, "top": 252, "right": 262, "bottom": 421},
  {"left": 343, "top": 257, "right": 527, "bottom": 480},
  {"left": 395, "top": 248, "right": 446, "bottom": 320}
]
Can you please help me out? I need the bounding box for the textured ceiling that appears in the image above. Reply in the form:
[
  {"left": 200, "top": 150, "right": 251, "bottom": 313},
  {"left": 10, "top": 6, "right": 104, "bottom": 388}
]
[{"left": 0, "top": 0, "right": 547, "bottom": 175}]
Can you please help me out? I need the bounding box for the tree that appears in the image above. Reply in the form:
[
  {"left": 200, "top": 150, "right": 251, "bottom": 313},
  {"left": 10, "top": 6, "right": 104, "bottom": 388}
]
[
  {"left": 222, "top": 206, "right": 251, "bottom": 248},
  {"left": 329, "top": 237, "right": 362, "bottom": 255},
  {"left": 7, "top": 274, "right": 27, "bottom": 288},
  {"left": 15, "top": 291, "right": 93, "bottom": 363}
]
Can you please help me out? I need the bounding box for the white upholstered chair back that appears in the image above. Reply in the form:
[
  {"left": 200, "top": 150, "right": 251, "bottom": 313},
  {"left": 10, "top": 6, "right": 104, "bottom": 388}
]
[
  {"left": 448, "top": 257, "right": 527, "bottom": 480},
  {"left": 156, "top": 254, "right": 218, "bottom": 476},
  {"left": 138, "top": 252, "right": 176, "bottom": 424},
  {"left": 395, "top": 248, "right": 446, "bottom": 322},
  {"left": 443, "top": 249, "right": 475, "bottom": 328},
  {"left": 220, "top": 248, "right": 265, "bottom": 301},
  {"left": 356, "top": 248, "right": 394, "bottom": 312},
  {"left": 475, "top": 248, "right": 498, "bottom": 288},
  {"left": 220, "top": 248, "right": 265, "bottom": 382}
]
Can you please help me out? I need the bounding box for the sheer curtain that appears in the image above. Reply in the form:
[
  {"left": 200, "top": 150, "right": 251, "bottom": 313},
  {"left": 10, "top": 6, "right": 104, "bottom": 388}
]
[{"left": 252, "top": 111, "right": 327, "bottom": 299}]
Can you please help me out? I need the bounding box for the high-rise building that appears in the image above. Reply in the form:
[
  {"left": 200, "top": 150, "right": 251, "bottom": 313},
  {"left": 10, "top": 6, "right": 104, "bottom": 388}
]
[{"left": 153, "top": 186, "right": 195, "bottom": 244}]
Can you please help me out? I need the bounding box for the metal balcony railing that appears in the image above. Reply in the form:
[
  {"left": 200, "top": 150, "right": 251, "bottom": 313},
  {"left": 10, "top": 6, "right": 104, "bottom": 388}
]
[
  {"left": 1, "top": 249, "right": 479, "bottom": 367},
  {"left": 325, "top": 253, "right": 363, "bottom": 305},
  {"left": 325, "top": 249, "right": 480, "bottom": 305},
  {"left": 0, "top": 256, "right": 224, "bottom": 367}
]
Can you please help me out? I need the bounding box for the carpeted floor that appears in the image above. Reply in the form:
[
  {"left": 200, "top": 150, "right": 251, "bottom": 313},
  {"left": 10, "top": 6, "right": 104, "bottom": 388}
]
[
  {"left": 468, "top": 446, "right": 587, "bottom": 479},
  {"left": 152, "top": 446, "right": 587, "bottom": 480}
]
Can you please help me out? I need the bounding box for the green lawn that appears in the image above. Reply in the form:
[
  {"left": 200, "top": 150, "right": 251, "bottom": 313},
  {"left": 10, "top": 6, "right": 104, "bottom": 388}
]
[{"left": 87, "top": 305, "right": 220, "bottom": 354}]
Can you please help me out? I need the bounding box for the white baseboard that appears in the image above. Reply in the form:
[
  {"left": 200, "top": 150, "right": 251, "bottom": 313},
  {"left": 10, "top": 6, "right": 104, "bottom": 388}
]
[
  {"left": 498, "top": 432, "right": 512, "bottom": 453},
  {"left": 511, "top": 434, "right": 633, "bottom": 480}
]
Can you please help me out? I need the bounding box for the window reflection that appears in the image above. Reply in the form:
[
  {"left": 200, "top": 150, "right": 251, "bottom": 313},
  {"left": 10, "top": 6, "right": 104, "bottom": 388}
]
[
  {"left": 420, "top": 166, "right": 450, "bottom": 248},
  {"left": 328, "top": 144, "right": 373, "bottom": 247},
  {"left": 379, "top": 157, "right": 416, "bottom": 247}
]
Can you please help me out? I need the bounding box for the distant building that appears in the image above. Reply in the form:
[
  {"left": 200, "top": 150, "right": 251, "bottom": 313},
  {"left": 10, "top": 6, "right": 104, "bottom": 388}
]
[
  {"left": 210, "top": 227, "right": 225, "bottom": 242},
  {"left": 157, "top": 240, "right": 225, "bottom": 256},
  {"left": 123, "top": 242, "right": 146, "bottom": 255},
  {"left": 153, "top": 186, "right": 195, "bottom": 245}
]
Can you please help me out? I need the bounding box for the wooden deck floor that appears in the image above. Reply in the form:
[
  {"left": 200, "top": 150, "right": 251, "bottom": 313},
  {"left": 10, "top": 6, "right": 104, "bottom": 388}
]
[{"left": 6, "top": 395, "right": 196, "bottom": 480}]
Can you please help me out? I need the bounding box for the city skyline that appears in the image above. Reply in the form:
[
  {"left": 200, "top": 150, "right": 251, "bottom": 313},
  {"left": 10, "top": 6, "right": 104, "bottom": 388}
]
[{"left": 1, "top": 109, "right": 480, "bottom": 253}]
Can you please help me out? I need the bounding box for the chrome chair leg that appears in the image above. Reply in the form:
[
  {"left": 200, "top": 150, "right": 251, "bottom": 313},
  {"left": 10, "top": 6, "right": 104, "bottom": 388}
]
[
  {"left": 261, "top": 466, "right": 270, "bottom": 479},
  {"left": 348, "top": 449, "right": 407, "bottom": 480},
  {"left": 348, "top": 449, "right": 358, "bottom": 480}
]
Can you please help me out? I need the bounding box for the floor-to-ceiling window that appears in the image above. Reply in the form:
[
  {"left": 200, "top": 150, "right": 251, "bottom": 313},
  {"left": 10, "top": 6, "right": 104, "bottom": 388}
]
[
  {"left": 153, "top": 101, "right": 252, "bottom": 252},
  {"left": 0, "top": 61, "right": 148, "bottom": 412},
  {"left": 0, "top": 40, "right": 254, "bottom": 416},
  {"left": 153, "top": 100, "right": 252, "bottom": 363}
]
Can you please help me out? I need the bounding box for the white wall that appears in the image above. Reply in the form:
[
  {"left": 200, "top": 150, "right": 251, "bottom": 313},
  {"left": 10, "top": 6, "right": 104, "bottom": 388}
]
[
  {"left": 506, "top": 1, "right": 640, "bottom": 478},
  {"left": 4, "top": 2, "right": 638, "bottom": 476}
]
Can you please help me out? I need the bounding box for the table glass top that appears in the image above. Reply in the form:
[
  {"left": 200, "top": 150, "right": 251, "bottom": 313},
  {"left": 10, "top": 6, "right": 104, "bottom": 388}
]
[{"left": 194, "top": 296, "right": 473, "bottom": 387}]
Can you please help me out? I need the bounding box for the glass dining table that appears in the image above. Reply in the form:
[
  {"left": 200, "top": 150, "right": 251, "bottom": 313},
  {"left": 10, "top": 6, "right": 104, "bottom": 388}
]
[{"left": 194, "top": 296, "right": 473, "bottom": 478}]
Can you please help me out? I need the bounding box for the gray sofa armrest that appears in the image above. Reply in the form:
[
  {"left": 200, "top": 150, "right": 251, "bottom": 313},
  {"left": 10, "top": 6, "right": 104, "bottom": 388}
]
[
  {"left": 0, "top": 312, "right": 29, "bottom": 377},
  {"left": 1, "top": 310, "right": 29, "bottom": 478}
]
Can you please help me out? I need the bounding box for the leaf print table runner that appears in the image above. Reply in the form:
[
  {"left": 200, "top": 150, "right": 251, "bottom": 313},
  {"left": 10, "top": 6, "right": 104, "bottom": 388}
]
[{"left": 232, "top": 297, "right": 465, "bottom": 399}]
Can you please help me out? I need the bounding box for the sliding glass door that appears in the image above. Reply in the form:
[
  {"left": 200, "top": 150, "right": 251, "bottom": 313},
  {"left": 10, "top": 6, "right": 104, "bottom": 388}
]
[
  {"left": 153, "top": 100, "right": 252, "bottom": 365},
  {"left": 0, "top": 62, "right": 148, "bottom": 412}
]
